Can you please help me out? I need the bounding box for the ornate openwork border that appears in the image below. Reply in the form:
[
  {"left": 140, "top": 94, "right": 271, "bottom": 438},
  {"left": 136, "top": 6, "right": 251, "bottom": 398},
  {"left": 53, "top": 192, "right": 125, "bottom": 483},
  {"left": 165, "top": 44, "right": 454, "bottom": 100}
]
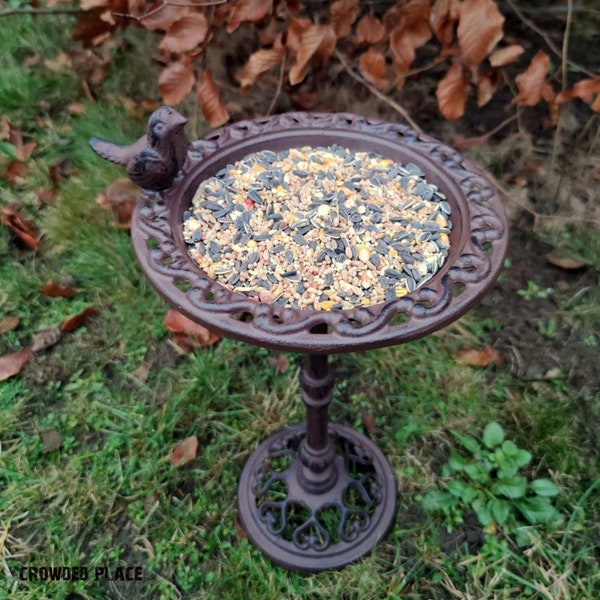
[{"left": 131, "top": 112, "right": 508, "bottom": 353}]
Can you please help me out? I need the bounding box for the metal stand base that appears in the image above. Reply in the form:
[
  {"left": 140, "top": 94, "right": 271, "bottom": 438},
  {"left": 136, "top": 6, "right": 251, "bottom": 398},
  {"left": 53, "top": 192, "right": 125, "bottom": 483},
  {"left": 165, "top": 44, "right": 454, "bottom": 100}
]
[{"left": 238, "top": 423, "right": 397, "bottom": 572}]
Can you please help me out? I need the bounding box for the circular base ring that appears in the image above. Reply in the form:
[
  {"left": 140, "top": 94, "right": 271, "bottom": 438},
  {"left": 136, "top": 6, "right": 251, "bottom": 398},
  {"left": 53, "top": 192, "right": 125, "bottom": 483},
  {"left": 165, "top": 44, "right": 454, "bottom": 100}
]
[{"left": 238, "top": 423, "right": 396, "bottom": 572}]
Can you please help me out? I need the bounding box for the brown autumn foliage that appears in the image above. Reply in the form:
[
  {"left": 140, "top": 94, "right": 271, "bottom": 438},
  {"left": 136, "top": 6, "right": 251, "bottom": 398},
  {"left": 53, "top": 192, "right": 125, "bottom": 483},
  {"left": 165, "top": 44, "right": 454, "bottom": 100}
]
[{"left": 70, "top": 0, "right": 600, "bottom": 127}]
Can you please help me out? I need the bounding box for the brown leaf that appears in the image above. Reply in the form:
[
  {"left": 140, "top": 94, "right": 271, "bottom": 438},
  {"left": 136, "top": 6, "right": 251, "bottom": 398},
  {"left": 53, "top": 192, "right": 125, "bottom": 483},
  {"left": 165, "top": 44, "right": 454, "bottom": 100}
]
[
  {"left": 0, "top": 204, "right": 40, "bottom": 250},
  {"left": 36, "top": 187, "right": 57, "bottom": 204},
  {"left": 96, "top": 178, "right": 137, "bottom": 230},
  {"left": 159, "top": 60, "right": 196, "bottom": 106},
  {"left": 72, "top": 9, "right": 114, "bottom": 47},
  {"left": 436, "top": 59, "right": 469, "bottom": 120},
  {"left": 41, "top": 281, "right": 80, "bottom": 298},
  {"left": 159, "top": 13, "right": 209, "bottom": 54},
  {"left": 238, "top": 47, "right": 285, "bottom": 91},
  {"left": 430, "top": 0, "right": 461, "bottom": 47},
  {"left": 489, "top": 44, "right": 524, "bottom": 67},
  {"left": 356, "top": 14, "right": 386, "bottom": 45},
  {"left": 134, "top": 1, "right": 186, "bottom": 31},
  {"left": 289, "top": 24, "right": 336, "bottom": 85},
  {"left": 477, "top": 69, "right": 499, "bottom": 107},
  {"left": 49, "top": 158, "right": 75, "bottom": 189},
  {"left": 170, "top": 435, "right": 199, "bottom": 467},
  {"left": 455, "top": 345, "right": 501, "bottom": 367},
  {"left": 3, "top": 160, "right": 30, "bottom": 186},
  {"left": 457, "top": 0, "right": 505, "bottom": 67},
  {"left": 131, "top": 361, "right": 152, "bottom": 382},
  {"left": 389, "top": 0, "right": 432, "bottom": 73},
  {"left": 515, "top": 51, "right": 550, "bottom": 107},
  {"left": 227, "top": 0, "right": 272, "bottom": 34},
  {"left": 285, "top": 17, "right": 312, "bottom": 52},
  {"left": 197, "top": 70, "right": 230, "bottom": 127},
  {"left": 60, "top": 307, "right": 100, "bottom": 333},
  {"left": 0, "top": 316, "right": 19, "bottom": 335},
  {"left": 32, "top": 326, "right": 62, "bottom": 352},
  {"left": 268, "top": 352, "right": 290, "bottom": 373},
  {"left": 0, "top": 346, "right": 33, "bottom": 382},
  {"left": 163, "top": 309, "right": 220, "bottom": 349},
  {"left": 361, "top": 411, "right": 376, "bottom": 436},
  {"left": 358, "top": 48, "right": 388, "bottom": 90},
  {"left": 546, "top": 254, "right": 587, "bottom": 270},
  {"left": 555, "top": 77, "right": 600, "bottom": 108},
  {"left": 40, "top": 429, "right": 63, "bottom": 454},
  {"left": 234, "top": 517, "right": 249, "bottom": 539},
  {"left": 329, "top": 0, "right": 360, "bottom": 39}
]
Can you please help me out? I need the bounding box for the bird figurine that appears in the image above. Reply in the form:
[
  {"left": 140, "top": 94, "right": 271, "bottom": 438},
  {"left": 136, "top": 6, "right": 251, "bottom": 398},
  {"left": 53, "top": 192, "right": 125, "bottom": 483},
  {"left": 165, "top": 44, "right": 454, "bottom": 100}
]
[{"left": 89, "top": 106, "right": 189, "bottom": 191}]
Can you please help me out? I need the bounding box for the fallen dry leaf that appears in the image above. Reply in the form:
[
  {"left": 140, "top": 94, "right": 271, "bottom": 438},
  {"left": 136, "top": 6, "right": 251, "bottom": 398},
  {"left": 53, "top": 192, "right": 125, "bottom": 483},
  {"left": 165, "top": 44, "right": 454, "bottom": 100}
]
[
  {"left": 160, "top": 13, "right": 209, "bottom": 54},
  {"left": 430, "top": 0, "right": 461, "bottom": 47},
  {"left": 0, "top": 346, "right": 33, "bottom": 382},
  {"left": 235, "top": 517, "right": 249, "bottom": 539},
  {"left": 49, "top": 158, "right": 75, "bottom": 189},
  {"left": 95, "top": 178, "right": 138, "bottom": 230},
  {"left": 61, "top": 307, "right": 100, "bottom": 333},
  {"left": 436, "top": 59, "right": 469, "bottom": 120},
  {"left": 227, "top": 0, "right": 272, "bottom": 34},
  {"left": 355, "top": 14, "right": 385, "bottom": 45},
  {"left": 515, "top": 51, "right": 550, "bottom": 107},
  {"left": 268, "top": 352, "right": 290, "bottom": 373},
  {"left": 41, "top": 281, "right": 80, "bottom": 298},
  {"left": 546, "top": 254, "right": 587, "bottom": 270},
  {"left": 389, "top": 0, "right": 432, "bottom": 73},
  {"left": 329, "top": 0, "right": 360, "bottom": 38},
  {"left": 457, "top": 0, "right": 505, "bottom": 68},
  {"left": 0, "top": 204, "right": 40, "bottom": 249},
  {"left": 289, "top": 24, "right": 336, "bottom": 85},
  {"left": 359, "top": 48, "right": 388, "bottom": 90},
  {"left": 477, "top": 69, "right": 500, "bottom": 107},
  {"left": 36, "top": 187, "right": 57, "bottom": 204},
  {"left": 555, "top": 77, "right": 600, "bottom": 110},
  {"left": 361, "top": 411, "right": 376, "bottom": 435},
  {"left": 159, "top": 59, "right": 196, "bottom": 106},
  {"left": 163, "top": 309, "right": 220, "bottom": 350},
  {"left": 131, "top": 361, "right": 152, "bottom": 383},
  {"left": 32, "top": 326, "right": 62, "bottom": 352},
  {"left": 285, "top": 17, "right": 312, "bottom": 52},
  {"left": 455, "top": 345, "right": 501, "bottom": 367},
  {"left": 170, "top": 435, "right": 199, "bottom": 467},
  {"left": 0, "top": 316, "right": 20, "bottom": 334},
  {"left": 489, "top": 44, "right": 524, "bottom": 67},
  {"left": 238, "top": 47, "right": 285, "bottom": 91},
  {"left": 197, "top": 69, "right": 230, "bottom": 127},
  {"left": 40, "top": 429, "right": 63, "bottom": 454}
]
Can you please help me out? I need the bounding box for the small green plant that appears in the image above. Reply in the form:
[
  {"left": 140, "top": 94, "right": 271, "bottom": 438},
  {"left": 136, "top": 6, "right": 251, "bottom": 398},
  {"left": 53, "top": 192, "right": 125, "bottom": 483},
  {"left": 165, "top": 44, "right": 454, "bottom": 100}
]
[
  {"left": 517, "top": 280, "right": 553, "bottom": 301},
  {"left": 421, "top": 422, "right": 561, "bottom": 538}
]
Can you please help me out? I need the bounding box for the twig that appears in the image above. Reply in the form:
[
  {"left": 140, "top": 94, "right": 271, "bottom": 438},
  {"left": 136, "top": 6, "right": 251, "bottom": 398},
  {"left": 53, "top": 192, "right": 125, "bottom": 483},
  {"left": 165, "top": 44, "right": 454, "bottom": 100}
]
[
  {"left": 334, "top": 49, "right": 422, "bottom": 133},
  {"left": 503, "top": 0, "right": 596, "bottom": 79},
  {"left": 266, "top": 53, "right": 287, "bottom": 116},
  {"left": 114, "top": 0, "right": 227, "bottom": 22},
  {"left": 550, "top": 0, "right": 574, "bottom": 174}
]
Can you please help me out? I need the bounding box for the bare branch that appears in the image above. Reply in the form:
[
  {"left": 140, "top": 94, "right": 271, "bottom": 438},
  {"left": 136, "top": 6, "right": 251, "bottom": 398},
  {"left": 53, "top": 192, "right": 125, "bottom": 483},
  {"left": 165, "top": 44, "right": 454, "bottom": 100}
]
[{"left": 334, "top": 49, "right": 422, "bottom": 133}]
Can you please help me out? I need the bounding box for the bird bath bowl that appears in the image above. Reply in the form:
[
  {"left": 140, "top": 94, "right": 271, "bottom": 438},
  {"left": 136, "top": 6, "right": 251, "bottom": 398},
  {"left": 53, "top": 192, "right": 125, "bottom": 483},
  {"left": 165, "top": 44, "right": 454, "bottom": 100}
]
[{"left": 91, "top": 111, "right": 508, "bottom": 572}]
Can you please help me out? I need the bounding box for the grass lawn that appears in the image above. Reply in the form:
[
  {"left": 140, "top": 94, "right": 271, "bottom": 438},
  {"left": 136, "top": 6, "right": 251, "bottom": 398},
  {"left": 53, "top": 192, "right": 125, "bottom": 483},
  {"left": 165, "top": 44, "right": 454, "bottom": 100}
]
[{"left": 1, "top": 12, "right": 599, "bottom": 600}]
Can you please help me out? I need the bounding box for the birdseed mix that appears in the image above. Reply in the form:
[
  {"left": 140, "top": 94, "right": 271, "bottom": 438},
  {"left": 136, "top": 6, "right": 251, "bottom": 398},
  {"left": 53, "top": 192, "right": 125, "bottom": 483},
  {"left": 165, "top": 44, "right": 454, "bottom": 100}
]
[{"left": 183, "top": 145, "right": 452, "bottom": 310}]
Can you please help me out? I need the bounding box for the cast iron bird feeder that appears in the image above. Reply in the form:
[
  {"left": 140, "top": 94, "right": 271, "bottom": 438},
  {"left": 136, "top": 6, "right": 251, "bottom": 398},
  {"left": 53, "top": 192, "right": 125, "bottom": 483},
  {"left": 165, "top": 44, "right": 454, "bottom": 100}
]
[{"left": 90, "top": 110, "right": 508, "bottom": 573}]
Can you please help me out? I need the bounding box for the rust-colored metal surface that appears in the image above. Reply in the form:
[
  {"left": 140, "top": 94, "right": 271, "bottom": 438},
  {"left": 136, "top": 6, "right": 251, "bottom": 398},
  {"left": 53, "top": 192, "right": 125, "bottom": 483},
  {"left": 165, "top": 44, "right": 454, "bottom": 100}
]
[
  {"left": 130, "top": 112, "right": 508, "bottom": 354},
  {"left": 92, "top": 110, "right": 508, "bottom": 573}
]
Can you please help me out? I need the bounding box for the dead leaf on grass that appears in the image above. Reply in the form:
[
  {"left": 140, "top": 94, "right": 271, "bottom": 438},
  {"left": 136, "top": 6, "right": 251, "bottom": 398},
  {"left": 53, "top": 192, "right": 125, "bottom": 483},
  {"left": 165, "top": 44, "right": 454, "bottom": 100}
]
[
  {"left": 40, "top": 429, "right": 63, "bottom": 453},
  {"left": 0, "top": 346, "right": 33, "bottom": 382},
  {"left": 455, "top": 345, "right": 501, "bottom": 367},
  {"left": 361, "top": 411, "right": 376, "bottom": 435},
  {"left": 268, "top": 352, "right": 290, "bottom": 373},
  {"left": 170, "top": 435, "right": 199, "bottom": 467},
  {"left": 32, "top": 326, "right": 63, "bottom": 352},
  {"left": 131, "top": 361, "right": 152, "bottom": 383},
  {"left": 546, "top": 255, "right": 587, "bottom": 270},
  {"left": 163, "top": 309, "right": 220, "bottom": 351},
  {"left": 95, "top": 178, "right": 138, "bottom": 230},
  {"left": 159, "top": 59, "right": 196, "bottom": 106},
  {"left": 61, "top": 307, "right": 100, "bottom": 333},
  {"left": 0, "top": 204, "right": 40, "bottom": 249},
  {"left": 41, "top": 281, "right": 80, "bottom": 298},
  {"left": 0, "top": 316, "right": 20, "bottom": 334}
]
